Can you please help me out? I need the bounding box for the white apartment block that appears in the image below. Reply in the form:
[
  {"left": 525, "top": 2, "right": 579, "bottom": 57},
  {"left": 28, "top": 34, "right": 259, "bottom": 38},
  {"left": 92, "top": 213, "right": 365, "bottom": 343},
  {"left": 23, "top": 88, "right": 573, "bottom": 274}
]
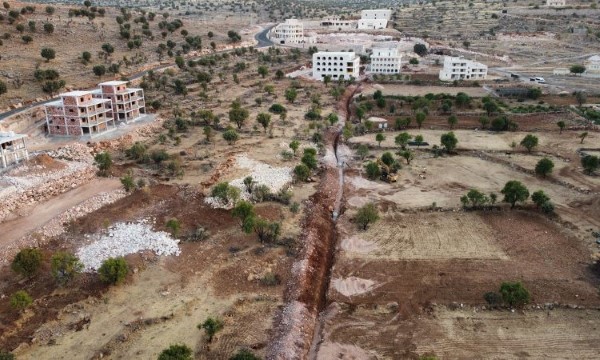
[
  {"left": 584, "top": 55, "right": 600, "bottom": 74},
  {"left": 358, "top": 19, "right": 388, "bottom": 30},
  {"left": 313, "top": 52, "right": 360, "bottom": 81},
  {"left": 360, "top": 9, "right": 392, "bottom": 20},
  {"left": 439, "top": 56, "right": 487, "bottom": 81},
  {"left": 0, "top": 132, "right": 28, "bottom": 169},
  {"left": 270, "top": 19, "right": 305, "bottom": 44},
  {"left": 369, "top": 46, "right": 402, "bottom": 74},
  {"left": 546, "top": 0, "right": 566, "bottom": 7}
]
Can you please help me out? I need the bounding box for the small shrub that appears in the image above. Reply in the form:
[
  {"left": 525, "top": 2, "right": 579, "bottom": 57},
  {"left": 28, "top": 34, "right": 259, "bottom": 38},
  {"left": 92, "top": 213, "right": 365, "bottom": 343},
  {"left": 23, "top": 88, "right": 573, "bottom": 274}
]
[
  {"left": 188, "top": 226, "right": 210, "bottom": 242},
  {"left": 499, "top": 281, "right": 530, "bottom": 308},
  {"left": 260, "top": 272, "right": 281, "bottom": 286},
  {"left": 51, "top": 252, "right": 83, "bottom": 285},
  {"left": 10, "top": 290, "right": 32, "bottom": 310},
  {"left": 11, "top": 248, "right": 42, "bottom": 278},
  {"left": 165, "top": 218, "right": 181, "bottom": 236},
  {"left": 289, "top": 202, "right": 300, "bottom": 214},
  {"left": 98, "top": 257, "right": 128, "bottom": 285},
  {"left": 483, "top": 291, "right": 502, "bottom": 307},
  {"left": 355, "top": 203, "right": 379, "bottom": 230},
  {"left": 158, "top": 344, "right": 193, "bottom": 360},
  {"left": 120, "top": 172, "right": 135, "bottom": 192},
  {"left": 199, "top": 317, "right": 224, "bottom": 343},
  {"left": 229, "top": 349, "right": 261, "bottom": 360}
]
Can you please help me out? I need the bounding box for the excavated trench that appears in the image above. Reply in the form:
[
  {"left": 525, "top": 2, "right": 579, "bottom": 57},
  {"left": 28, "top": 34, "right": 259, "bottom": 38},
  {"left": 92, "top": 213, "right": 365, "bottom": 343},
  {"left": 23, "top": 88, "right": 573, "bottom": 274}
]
[{"left": 268, "top": 86, "right": 357, "bottom": 360}]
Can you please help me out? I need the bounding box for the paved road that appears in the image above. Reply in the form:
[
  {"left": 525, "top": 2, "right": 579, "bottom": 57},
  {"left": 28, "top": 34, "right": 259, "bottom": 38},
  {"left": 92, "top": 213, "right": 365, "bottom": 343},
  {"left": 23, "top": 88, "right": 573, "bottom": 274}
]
[
  {"left": 0, "top": 25, "right": 276, "bottom": 123},
  {"left": 255, "top": 25, "right": 275, "bottom": 48}
]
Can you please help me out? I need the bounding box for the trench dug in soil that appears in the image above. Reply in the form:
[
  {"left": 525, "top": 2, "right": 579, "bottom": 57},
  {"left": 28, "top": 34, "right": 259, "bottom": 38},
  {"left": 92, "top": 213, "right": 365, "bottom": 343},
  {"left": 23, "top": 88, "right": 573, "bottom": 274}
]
[{"left": 268, "top": 87, "right": 357, "bottom": 359}]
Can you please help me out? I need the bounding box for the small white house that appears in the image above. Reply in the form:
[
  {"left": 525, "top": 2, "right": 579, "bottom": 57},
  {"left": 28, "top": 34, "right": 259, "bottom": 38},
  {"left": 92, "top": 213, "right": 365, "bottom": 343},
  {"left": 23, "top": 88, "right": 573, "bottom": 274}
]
[
  {"left": 367, "top": 117, "right": 388, "bottom": 129},
  {"left": 369, "top": 46, "right": 402, "bottom": 74},
  {"left": 546, "top": 0, "right": 566, "bottom": 7},
  {"left": 312, "top": 52, "right": 360, "bottom": 81},
  {"left": 360, "top": 9, "right": 392, "bottom": 20},
  {"left": 358, "top": 19, "right": 388, "bottom": 30},
  {"left": 439, "top": 56, "right": 487, "bottom": 81},
  {"left": 584, "top": 55, "right": 600, "bottom": 74}
]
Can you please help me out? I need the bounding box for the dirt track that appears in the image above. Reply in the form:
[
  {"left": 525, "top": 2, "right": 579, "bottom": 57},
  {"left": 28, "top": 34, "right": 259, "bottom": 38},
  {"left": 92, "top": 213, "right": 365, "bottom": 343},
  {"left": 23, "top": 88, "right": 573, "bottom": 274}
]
[{"left": 0, "top": 178, "right": 121, "bottom": 256}]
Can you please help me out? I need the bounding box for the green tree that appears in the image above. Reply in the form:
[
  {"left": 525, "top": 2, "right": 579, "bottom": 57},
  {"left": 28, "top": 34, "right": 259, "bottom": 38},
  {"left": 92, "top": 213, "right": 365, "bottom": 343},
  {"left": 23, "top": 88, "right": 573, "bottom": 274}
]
[
  {"left": 232, "top": 201, "right": 255, "bottom": 227},
  {"left": 10, "top": 290, "right": 32, "bottom": 310},
  {"left": 440, "top": 132, "right": 458, "bottom": 153},
  {"left": 413, "top": 43, "right": 427, "bottom": 56},
  {"left": 520, "top": 134, "right": 539, "bottom": 153},
  {"left": 447, "top": 115, "right": 458, "bottom": 129},
  {"left": 409, "top": 57, "right": 419, "bottom": 65},
  {"left": 465, "top": 189, "right": 488, "bottom": 208},
  {"left": 375, "top": 133, "right": 385, "bottom": 147},
  {"left": 285, "top": 88, "right": 297, "bottom": 103},
  {"left": 11, "top": 248, "right": 43, "bottom": 278},
  {"left": 101, "top": 43, "right": 114, "bottom": 59},
  {"left": 275, "top": 69, "right": 284, "bottom": 80},
  {"left": 414, "top": 135, "right": 424, "bottom": 147},
  {"left": 356, "top": 106, "right": 365, "bottom": 122},
  {"left": 200, "top": 317, "right": 223, "bottom": 342},
  {"left": 257, "top": 65, "right": 268, "bottom": 78},
  {"left": 355, "top": 203, "right": 380, "bottom": 230},
  {"left": 535, "top": 158, "right": 554, "bottom": 178},
  {"left": 483, "top": 100, "right": 499, "bottom": 116},
  {"left": 223, "top": 129, "right": 239, "bottom": 144},
  {"left": 40, "top": 47, "right": 55, "bottom": 61},
  {"left": 581, "top": 154, "right": 599, "bottom": 174},
  {"left": 93, "top": 65, "right": 106, "bottom": 78},
  {"left": 381, "top": 151, "right": 395, "bottom": 166},
  {"left": 229, "top": 105, "right": 249, "bottom": 129},
  {"left": 43, "top": 22, "right": 54, "bottom": 34},
  {"left": 289, "top": 140, "right": 300, "bottom": 155},
  {"left": 326, "top": 113, "right": 339, "bottom": 126},
  {"left": 415, "top": 111, "right": 426, "bottom": 129},
  {"left": 579, "top": 131, "right": 588, "bottom": 144},
  {"left": 81, "top": 51, "right": 92, "bottom": 64},
  {"left": 479, "top": 116, "right": 490, "bottom": 129},
  {"left": 455, "top": 92, "right": 471, "bottom": 107},
  {"left": 400, "top": 149, "right": 414, "bottom": 165},
  {"left": 501, "top": 180, "right": 529, "bottom": 208},
  {"left": 556, "top": 121, "right": 565, "bottom": 134},
  {"left": 569, "top": 64, "right": 586, "bottom": 75},
  {"left": 158, "top": 344, "right": 193, "bottom": 360},
  {"left": 211, "top": 182, "right": 231, "bottom": 204},
  {"left": 21, "top": 35, "right": 33, "bottom": 44},
  {"left": 499, "top": 281, "right": 530, "bottom": 308},
  {"left": 356, "top": 144, "right": 369, "bottom": 160},
  {"left": 395, "top": 132, "right": 411, "bottom": 148},
  {"left": 294, "top": 164, "right": 310, "bottom": 182},
  {"left": 98, "top": 257, "right": 128, "bottom": 285},
  {"left": 364, "top": 161, "right": 380, "bottom": 180},
  {"left": 256, "top": 113, "right": 271, "bottom": 133},
  {"left": 51, "top": 252, "right": 83, "bottom": 285},
  {"left": 323, "top": 75, "right": 332, "bottom": 87},
  {"left": 94, "top": 152, "right": 112, "bottom": 176},
  {"left": 531, "top": 190, "right": 550, "bottom": 208},
  {"left": 574, "top": 91, "right": 587, "bottom": 106}
]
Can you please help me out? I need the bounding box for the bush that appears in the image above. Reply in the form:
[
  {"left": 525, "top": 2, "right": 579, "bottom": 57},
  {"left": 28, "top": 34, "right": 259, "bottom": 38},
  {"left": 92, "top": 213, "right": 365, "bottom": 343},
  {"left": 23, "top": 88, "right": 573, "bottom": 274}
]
[
  {"left": 98, "top": 257, "right": 128, "bottom": 285},
  {"left": 126, "top": 142, "right": 147, "bottom": 160},
  {"left": 11, "top": 247, "right": 42, "bottom": 278},
  {"left": 484, "top": 291, "right": 503, "bottom": 307},
  {"left": 499, "top": 281, "right": 530, "bottom": 308},
  {"left": 582, "top": 155, "right": 599, "bottom": 174},
  {"left": 51, "top": 252, "right": 83, "bottom": 285},
  {"left": 120, "top": 172, "right": 135, "bottom": 192},
  {"left": 94, "top": 152, "right": 112, "bottom": 176},
  {"left": 199, "top": 317, "right": 223, "bottom": 343},
  {"left": 535, "top": 158, "right": 554, "bottom": 177},
  {"left": 294, "top": 164, "right": 310, "bottom": 182},
  {"left": 166, "top": 218, "right": 181, "bottom": 236},
  {"left": 0, "top": 351, "right": 15, "bottom": 360},
  {"left": 355, "top": 203, "right": 379, "bottom": 230},
  {"left": 158, "top": 344, "right": 193, "bottom": 360},
  {"left": 260, "top": 272, "right": 281, "bottom": 286},
  {"left": 301, "top": 153, "right": 317, "bottom": 170},
  {"left": 229, "top": 349, "right": 261, "bottom": 360},
  {"left": 10, "top": 290, "right": 32, "bottom": 310},
  {"left": 364, "top": 161, "right": 380, "bottom": 180},
  {"left": 222, "top": 129, "right": 239, "bottom": 145}
]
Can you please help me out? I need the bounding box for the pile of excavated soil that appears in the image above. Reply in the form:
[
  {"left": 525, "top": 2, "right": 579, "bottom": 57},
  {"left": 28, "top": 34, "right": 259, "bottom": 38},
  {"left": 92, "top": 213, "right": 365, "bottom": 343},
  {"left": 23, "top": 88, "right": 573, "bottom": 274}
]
[{"left": 332, "top": 277, "right": 377, "bottom": 297}]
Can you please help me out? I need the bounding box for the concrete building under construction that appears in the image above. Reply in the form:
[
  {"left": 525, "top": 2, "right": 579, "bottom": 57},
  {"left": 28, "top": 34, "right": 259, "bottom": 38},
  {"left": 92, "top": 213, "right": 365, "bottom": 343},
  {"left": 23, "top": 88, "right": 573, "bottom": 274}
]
[
  {"left": 0, "top": 132, "right": 29, "bottom": 169},
  {"left": 92, "top": 81, "right": 146, "bottom": 123}
]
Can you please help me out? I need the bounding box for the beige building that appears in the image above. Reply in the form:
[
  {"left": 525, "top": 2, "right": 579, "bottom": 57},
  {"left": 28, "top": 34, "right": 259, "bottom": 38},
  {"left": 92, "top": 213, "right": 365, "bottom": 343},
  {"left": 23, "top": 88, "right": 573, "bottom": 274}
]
[
  {"left": 584, "top": 55, "right": 600, "bottom": 74},
  {"left": 0, "top": 132, "right": 29, "bottom": 169},
  {"left": 369, "top": 45, "right": 402, "bottom": 74},
  {"left": 546, "top": 0, "right": 566, "bottom": 6},
  {"left": 439, "top": 56, "right": 487, "bottom": 81}
]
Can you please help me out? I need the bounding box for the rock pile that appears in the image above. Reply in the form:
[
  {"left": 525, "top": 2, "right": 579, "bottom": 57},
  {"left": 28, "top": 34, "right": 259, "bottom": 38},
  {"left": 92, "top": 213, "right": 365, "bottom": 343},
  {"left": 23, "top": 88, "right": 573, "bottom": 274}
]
[
  {"left": 48, "top": 143, "right": 94, "bottom": 164},
  {"left": 77, "top": 219, "right": 181, "bottom": 271},
  {"left": 204, "top": 155, "right": 292, "bottom": 208}
]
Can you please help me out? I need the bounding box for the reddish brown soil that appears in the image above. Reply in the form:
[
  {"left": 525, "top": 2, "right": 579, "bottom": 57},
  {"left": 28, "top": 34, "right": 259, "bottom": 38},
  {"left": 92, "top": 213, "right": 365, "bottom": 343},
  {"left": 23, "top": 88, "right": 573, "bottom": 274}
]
[{"left": 330, "top": 210, "right": 600, "bottom": 314}]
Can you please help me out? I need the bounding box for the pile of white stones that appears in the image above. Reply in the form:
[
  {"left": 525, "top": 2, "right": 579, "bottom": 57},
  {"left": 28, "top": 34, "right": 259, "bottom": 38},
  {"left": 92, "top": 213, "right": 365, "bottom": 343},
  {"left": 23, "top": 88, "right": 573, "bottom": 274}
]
[
  {"left": 205, "top": 155, "right": 292, "bottom": 208},
  {"left": 76, "top": 219, "right": 181, "bottom": 271}
]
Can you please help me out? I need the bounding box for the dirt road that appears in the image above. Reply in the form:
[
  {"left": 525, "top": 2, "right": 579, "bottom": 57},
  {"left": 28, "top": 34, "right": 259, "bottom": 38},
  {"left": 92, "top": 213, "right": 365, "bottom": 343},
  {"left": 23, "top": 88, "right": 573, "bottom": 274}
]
[{"left": 0, "top": 178, "right": 121, "bottom": 251}]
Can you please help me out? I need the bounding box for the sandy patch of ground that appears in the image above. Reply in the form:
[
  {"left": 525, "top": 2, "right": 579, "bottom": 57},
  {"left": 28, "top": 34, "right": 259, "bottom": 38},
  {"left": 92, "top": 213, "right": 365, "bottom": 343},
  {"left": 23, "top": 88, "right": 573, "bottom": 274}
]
[
  {"left": 317, "top": 341, "right": 378, "bottom": 360},
  {"left": 356, "top": 212, "right": 508, "bottom": 260},
  {"left": 340, "top": 235, "right": 379, "bottom": 254},
  {"left": 361, "top": 84, "right": 489, "bottom": 97},
  {"left": 332, "top": 277, "right": 377, "bottom": 297}
]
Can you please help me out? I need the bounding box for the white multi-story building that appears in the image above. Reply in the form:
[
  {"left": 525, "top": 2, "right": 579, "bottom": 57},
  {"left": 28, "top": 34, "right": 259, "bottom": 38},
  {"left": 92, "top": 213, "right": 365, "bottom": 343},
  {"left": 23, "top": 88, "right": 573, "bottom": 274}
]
[
  {"left": 360, "top": 9, "right": 392, "bottom": 20},
  {"left": 546, "top": 0, "right": 566, "bottom": 7},
  {"left": 369, "top": 46, "right": 402, "bottom": 74},
  {"left": 270, "top": 19, "right": 305, "bottom": 44},
  {"left": 439, "top": 56, "right": 487, "bottom": 81},
  {"left": 313, "top": 52, "right": 360, "bottom": 81},
  {"left": 584, "top": 55, "right": 600, "bottom": 74},
  {"left": 358, "top": 19, "right": 388, "bottom": 30}
]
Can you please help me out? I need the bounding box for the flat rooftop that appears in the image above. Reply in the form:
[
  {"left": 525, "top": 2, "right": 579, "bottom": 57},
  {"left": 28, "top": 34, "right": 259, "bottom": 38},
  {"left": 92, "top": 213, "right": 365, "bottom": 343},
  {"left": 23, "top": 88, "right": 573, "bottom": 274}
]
[
  {"left": 98, "top": 80, "right": 129, "bottom": 86},
  {"left": 0, "top": 133, "right": 27, "bottom": 144},
  {"left": 61, "top": 90, "right": 92, "bottom": 97}
]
